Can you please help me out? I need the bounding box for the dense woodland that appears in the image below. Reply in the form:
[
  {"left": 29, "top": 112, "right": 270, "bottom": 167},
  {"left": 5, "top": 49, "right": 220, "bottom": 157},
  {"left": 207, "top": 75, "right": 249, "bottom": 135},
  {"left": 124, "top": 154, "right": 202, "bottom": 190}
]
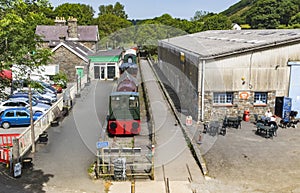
[{"left": 1, "top": 0, "right": 300, "bottom": 95}]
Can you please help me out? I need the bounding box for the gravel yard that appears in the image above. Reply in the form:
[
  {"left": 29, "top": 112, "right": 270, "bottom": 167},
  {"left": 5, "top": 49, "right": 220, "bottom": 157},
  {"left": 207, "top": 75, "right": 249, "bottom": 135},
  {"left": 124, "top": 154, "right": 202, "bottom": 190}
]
[{"left": 198, "top": 120, "right": 300, "bottom": 193}]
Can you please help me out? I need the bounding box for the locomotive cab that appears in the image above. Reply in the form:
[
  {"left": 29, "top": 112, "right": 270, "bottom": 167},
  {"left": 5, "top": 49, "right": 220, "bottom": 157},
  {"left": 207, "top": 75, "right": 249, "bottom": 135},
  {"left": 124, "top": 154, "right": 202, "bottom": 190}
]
[{"left": 107, "top": 92, "right": 140, "bottom": 135}]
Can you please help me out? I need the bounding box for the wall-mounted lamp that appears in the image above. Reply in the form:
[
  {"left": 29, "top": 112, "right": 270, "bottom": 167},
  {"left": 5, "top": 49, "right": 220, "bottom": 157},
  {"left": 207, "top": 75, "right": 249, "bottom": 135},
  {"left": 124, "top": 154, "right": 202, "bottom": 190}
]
[
  {"left": 241, "top": 76, "right": 246, "bottom": 85},
  {"left": 249, "top": 83, "right": 253, "bottom": 89}
]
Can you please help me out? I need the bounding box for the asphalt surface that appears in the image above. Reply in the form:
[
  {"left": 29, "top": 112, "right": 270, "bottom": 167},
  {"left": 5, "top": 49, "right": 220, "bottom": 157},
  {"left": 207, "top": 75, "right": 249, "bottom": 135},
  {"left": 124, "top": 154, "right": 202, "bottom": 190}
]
[{"left": 0, "top": 80, "right": 114, "bottom": 192}]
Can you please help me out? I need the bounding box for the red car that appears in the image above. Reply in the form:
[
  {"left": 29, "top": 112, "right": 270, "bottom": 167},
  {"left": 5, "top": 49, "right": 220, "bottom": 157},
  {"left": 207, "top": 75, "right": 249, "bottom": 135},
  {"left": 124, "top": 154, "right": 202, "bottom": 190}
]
[{"left": 52, "top": 84, "right": 63, "bottom": 93}]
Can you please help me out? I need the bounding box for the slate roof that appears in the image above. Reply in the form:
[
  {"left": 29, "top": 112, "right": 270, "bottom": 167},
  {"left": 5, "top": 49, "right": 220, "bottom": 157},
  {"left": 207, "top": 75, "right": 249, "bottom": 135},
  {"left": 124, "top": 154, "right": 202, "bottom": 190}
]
[
  {"left": 52, "top": 41, "right": 95, "bottom": 62},
  {"left": 89, "top": 48, "right": 124, "bottom": 57},
  {"left": 36, "top": 25, "right": 99, "bottom": 42},
  {"left": 160, "top": 29, "right": 300, "bottom": 59}
]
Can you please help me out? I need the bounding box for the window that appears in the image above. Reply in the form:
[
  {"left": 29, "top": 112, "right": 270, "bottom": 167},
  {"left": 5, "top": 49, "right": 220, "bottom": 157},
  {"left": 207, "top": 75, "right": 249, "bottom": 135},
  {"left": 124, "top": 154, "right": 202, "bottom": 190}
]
[
  {"left": 3, "top": 102, "right": 18, "bottom": 106},
  {"left": 213, "top": 92, "right": 233, "bottom": 104},
  {"left": 5, "top": 111, "right": 15, "bottom": 117},
  {"left": 254, "top": 92, "right": 268, "bottom": 104},
  {"left": 16, "top": 111, "right": 28, "bottom": 117}
]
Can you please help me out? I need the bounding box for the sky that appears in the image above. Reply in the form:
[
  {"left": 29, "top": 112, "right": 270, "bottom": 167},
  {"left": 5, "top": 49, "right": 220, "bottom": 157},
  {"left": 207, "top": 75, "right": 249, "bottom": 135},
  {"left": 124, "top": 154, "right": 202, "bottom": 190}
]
[{"left": 49, "top": 0, "right": 240, "bottom": 20}]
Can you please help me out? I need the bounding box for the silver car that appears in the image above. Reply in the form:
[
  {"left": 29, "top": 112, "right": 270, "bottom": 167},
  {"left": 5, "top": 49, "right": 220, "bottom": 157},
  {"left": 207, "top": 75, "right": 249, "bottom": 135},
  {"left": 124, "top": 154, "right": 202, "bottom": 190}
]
[{"left": 0, "top": 98, "right": 50, "bottom": 113}]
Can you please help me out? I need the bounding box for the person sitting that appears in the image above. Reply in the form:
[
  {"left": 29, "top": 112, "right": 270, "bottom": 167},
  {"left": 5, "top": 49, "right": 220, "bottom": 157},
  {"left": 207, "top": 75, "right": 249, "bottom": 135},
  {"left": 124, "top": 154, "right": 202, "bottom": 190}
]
[
  {"left": 262, "top": 109, "right": 273, "bottom": 122},
  {"left": 270, "top": 115, "right": 276, "bottom": 122}
]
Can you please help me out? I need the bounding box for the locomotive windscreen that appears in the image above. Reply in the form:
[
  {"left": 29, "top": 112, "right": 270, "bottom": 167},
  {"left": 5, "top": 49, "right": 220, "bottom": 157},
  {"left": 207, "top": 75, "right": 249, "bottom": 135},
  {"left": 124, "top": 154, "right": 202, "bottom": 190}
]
[{"left": 109, "top": 93, "right": 139, "bottom": 120}]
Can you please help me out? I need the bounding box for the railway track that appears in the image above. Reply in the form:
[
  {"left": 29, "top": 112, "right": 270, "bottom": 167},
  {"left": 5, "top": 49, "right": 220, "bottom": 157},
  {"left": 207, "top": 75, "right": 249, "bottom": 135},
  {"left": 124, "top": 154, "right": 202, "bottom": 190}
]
[{"left": 96, "top": 56, "right": 153, "bottom": 180}]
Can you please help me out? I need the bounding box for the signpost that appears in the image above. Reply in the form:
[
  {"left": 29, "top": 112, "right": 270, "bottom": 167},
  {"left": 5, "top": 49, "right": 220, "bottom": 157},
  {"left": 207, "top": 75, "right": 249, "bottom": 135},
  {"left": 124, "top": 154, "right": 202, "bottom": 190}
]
[
  {"left": 96, "top": 141, "right": 109, "bottom": 178},
  {"left": 96, "top": 141, "right": 109, "bottom": 149},
  {"left": 14, "top": 162, "right": 22, "bottom": 178}
]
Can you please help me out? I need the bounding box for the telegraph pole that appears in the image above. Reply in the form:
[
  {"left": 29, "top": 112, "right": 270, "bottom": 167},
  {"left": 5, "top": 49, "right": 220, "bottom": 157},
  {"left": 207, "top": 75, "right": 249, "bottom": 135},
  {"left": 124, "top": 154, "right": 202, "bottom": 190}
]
[{"left": 29, "top": 83, "right": 36, "bottom": 153}]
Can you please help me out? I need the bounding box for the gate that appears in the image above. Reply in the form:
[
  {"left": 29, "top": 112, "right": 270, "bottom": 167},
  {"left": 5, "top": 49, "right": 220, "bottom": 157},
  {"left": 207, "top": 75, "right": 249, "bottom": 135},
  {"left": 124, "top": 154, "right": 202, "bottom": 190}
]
[
  {"left": 0, "top": 134, "right": 19, "bottom": 164},
  {"left": 96, "top": 147, "right": 153, "bottom": 180}
]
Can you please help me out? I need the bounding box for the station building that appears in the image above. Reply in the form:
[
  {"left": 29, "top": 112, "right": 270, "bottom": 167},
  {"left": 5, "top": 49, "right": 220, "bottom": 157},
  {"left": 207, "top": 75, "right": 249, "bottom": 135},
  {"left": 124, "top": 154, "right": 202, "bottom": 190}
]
[
  {"left": 88, "top": 49, "right": 123, "bottom": 80},
  {"left": 157, "top": 29, "right": 300, "bottom": 121}
]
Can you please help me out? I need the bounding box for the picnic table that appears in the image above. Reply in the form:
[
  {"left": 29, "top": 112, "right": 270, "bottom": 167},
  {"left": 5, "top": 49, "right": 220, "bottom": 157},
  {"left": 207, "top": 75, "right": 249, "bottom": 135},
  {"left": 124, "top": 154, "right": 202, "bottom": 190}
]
[
  {"left": 256, "top": 121, "right": 278, "bottom": 138},
  {"left": 223, "top": 116, "right": 242, "bottom": 129}
]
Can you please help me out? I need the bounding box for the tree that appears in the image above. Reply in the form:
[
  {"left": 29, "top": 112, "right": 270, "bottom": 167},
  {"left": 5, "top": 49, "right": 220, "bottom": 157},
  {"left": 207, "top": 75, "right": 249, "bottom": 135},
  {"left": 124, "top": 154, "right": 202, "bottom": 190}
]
[
  {"left": 54, "top": 3, "right": 94, "bottom": 25},
  {"left": 277, "top": 0, "right": 299, "bottom": 26},
  {"left": 138, "top": 14, "right": 195, "bottom": 34},
  {"left": 0, "top": 0, "right": 52, "bottom": 97},
  {"left": 98, "top": 2, "right": 127, "bottom": 19},
  {"left": 290, "top": 12, "right": 300, "bottom": 25},
  {"left": 94, "top": 13, "right": 132, "bottom": 41},
  {"left": 25, "top": 0, "right": 55, "bottom": 22},
  {"left": 191, "top": 10, "right": 209, "bottom": 21},
  {"left": 202, "top": 14, "right": 232, "bottom": 31},
  {"left": 246, "top": 0, "right": 280, "bottom": 29}
]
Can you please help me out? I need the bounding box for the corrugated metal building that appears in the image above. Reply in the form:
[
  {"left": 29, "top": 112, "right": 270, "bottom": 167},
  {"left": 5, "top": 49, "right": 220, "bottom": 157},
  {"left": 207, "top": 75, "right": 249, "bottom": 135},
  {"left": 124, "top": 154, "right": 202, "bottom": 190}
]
[{"left": 158, "top": 29, "right": 300, "bottom": 121}]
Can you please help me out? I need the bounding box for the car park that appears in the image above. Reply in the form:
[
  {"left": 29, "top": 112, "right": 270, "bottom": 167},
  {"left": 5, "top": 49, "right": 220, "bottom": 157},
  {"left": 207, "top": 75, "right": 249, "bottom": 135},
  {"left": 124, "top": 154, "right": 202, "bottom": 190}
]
[
  {"left": 0, "top": 107, "right": 43, "bottom": 129},
  {"left": 0, "top": 98, "right": 50, "bottom": 113},
  {"left": 9, "top": 92, "right": 52, "bottom": 106}
]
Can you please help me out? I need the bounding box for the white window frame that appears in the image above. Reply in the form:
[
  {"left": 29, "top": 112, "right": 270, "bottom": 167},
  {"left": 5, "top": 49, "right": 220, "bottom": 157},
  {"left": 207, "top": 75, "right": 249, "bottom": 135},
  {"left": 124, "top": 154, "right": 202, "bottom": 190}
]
[
  {"left": 213, "top": 92, "right": 233, "bottom": 104},
  {"left": 254, "top": 92, "right": 268, "bottom": 104}
]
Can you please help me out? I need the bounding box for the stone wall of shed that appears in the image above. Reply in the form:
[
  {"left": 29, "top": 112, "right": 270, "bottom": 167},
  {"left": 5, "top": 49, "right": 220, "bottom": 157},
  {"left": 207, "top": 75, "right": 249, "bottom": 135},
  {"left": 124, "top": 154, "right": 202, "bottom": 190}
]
[
  {"left": 203, "top": 91, "right": 276, "bottom": 121},
  {"left": 51, "top": 46, "right": 87, "bottom": 82}
]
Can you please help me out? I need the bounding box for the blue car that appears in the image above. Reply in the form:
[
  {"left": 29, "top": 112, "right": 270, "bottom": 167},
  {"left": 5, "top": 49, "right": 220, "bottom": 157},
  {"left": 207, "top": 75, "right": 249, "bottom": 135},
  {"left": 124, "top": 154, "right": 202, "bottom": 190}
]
[{"left": 0, "top": 107, "right": 43, "bottom": 129}]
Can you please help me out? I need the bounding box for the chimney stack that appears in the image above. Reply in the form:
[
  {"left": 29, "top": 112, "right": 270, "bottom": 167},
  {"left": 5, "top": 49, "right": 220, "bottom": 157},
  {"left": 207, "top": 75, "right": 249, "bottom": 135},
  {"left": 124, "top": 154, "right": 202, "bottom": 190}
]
[
  {"left": 54, "top": 17, "right": 66, "bottom": 26},
  {"left": 67, "top": 17, "right": 78, "bottom": 40}
]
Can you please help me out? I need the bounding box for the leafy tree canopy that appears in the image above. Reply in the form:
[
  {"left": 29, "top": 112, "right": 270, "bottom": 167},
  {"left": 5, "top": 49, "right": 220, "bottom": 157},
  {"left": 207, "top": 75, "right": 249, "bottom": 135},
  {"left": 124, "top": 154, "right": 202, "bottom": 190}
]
[
  {"left": 98, "top": 2, "right": 127, "bottom": 19},
  {"left": 0, "top": 0, "right": 52, "bottom": 96},
  {"left": 94, "top": 13, "right": 132, "bottom": 40},
  {"left": 202, "top": 14, "right": 232, "bottom": 31},
  {"left": 54, "top": 3, "right": 94, "bottom": 25}
]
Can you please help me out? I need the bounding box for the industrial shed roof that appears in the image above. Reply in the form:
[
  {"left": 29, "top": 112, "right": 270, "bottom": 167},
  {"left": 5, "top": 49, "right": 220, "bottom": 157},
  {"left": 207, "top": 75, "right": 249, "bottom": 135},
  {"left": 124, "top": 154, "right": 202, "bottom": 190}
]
[{"left": 159, "top": 29, "right": 300, "bottom": 59}]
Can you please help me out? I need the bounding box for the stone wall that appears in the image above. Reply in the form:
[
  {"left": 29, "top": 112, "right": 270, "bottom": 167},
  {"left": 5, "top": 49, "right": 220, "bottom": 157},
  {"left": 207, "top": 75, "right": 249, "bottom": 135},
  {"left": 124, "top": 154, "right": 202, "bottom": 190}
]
[
  {"left": 51, "top": 46, "right": 87, "bottom": 82},
  {"left": 203, "top": 91, "right": 276, "bottom": 121}
]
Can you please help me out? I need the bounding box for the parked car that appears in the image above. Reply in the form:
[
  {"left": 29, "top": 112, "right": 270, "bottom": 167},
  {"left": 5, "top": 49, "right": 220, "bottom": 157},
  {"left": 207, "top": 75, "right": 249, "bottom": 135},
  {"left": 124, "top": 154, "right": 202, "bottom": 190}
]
[
  {"left": 15, "top": 88, "right": 57, "bottom": 103},
  {"left": 0, "top": 98, "right": 50, "bottom": 113},
  {"left": 51, "top": 84, "right": 63, "bottom": 93},
  {"left": 0, "top": 107, "right": 43, "bottom": 129},
  {"left": 9, "top": 92, "right": 52, "bottom": 106},
  {"left": 36, "top": 81, "right": 57, "bottom": 95}
]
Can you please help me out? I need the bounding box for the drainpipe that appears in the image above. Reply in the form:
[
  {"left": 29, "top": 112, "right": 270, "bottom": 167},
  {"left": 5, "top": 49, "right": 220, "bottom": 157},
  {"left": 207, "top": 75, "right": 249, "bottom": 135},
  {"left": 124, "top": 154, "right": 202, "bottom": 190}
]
[
  {"left": 197, "top": 59, "right": 205, "bottom": 123},
  {"left": 201, "top": 60, "right": 205, "bottom": 121}
]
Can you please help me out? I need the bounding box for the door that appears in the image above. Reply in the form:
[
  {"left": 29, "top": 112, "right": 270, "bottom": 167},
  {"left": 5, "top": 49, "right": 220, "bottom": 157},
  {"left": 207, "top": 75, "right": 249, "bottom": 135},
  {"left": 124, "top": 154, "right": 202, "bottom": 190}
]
[
  {"left": 16, "top": 110, "right": 30, "bottom": 125},
  {"left": 100, "top": 66, "right": 106, "bottom": 80},
  {"left": 94, "top": 66, "right": 100, "bottom": 79},
  {"left": 76, "top": 67, "right": 84, "bottom": 79},
  {"left": 4, "top": 110, "right": 16, "bottom": 125},
  {"left": 107, "top": 66, "right": 116, "bottom": 79},
  {"left": 289, "top": 64, "right": 300, "bottom": 118}
]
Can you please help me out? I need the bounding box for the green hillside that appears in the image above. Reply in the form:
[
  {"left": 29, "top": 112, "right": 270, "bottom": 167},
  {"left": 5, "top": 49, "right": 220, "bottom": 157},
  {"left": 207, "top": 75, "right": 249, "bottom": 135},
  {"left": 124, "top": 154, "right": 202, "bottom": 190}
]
[
  {"left": 221, "top": 0, "right": 300, "bottom": 29},
  {"left": 221, "top": 0, "right": 256, "bottom": 16}
]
